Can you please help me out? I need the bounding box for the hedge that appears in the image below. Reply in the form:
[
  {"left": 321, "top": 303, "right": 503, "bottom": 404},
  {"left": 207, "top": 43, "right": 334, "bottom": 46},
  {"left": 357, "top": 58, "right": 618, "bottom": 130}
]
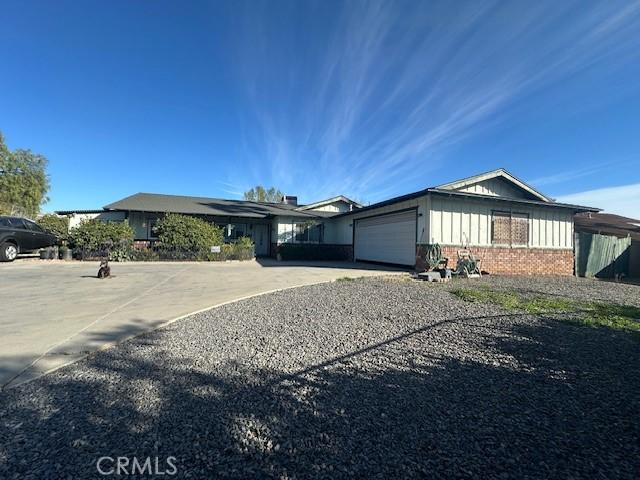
[
  {"left": 129, "top": 241, "right": 255, "bottom": 262},
  {"left": 154, "top": 214, "right": 224, "bottom": 253},
  {"left": 37, "top": 214, "right": 69, "bottom": 244},
  {"left": 69, "top": 220, "right": 134, "bottom": 260}
]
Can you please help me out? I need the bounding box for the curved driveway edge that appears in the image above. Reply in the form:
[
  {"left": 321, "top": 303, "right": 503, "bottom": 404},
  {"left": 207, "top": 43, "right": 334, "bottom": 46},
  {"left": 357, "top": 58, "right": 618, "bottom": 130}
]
[{"left": 0, "top": 260, "right": 405, "bottom": 389}]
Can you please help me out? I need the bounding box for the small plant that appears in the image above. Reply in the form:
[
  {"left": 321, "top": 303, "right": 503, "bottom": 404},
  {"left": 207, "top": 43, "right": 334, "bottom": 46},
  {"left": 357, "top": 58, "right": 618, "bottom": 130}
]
[{"left": 451, "top": 287, "right": 640, "bottom": 334}]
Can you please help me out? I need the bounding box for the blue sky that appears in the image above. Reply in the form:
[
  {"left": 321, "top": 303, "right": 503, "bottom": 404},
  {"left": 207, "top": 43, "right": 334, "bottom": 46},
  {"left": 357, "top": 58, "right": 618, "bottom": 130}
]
[{"left": 1, "top": 1, "right": 640, "bottom": 217}]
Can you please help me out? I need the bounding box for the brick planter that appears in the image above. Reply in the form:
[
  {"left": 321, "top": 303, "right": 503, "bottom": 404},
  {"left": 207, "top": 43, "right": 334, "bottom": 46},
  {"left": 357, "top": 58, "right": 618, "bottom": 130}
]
[{"left": 416, "top": 244, "right": 574, "bottom": 276}]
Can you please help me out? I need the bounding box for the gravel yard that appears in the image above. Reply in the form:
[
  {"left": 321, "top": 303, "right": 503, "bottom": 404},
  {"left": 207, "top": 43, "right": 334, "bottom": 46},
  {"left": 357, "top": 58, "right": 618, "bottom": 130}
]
[
  {"left": 447, "top": 274, "right": 640, "bottom": 307},
  {"left": 1, "top": 276, "right": 639, "bottom": 479}
]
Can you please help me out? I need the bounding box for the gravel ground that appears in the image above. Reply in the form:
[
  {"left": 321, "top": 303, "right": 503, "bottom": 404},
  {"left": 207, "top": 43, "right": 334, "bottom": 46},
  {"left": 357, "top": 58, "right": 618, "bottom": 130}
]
[
  {"left": 440, "top": 275, "right": 640, "bottom": 307},
  {"left": 1, "top": 276, "right": 639, "bottom": 479}
]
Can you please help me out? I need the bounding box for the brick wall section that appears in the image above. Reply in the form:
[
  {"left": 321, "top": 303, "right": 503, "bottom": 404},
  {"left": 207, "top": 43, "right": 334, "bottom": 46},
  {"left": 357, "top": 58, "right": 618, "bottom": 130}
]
[{"left": 416, "top": 244, "right": 574, "bottom": 276}]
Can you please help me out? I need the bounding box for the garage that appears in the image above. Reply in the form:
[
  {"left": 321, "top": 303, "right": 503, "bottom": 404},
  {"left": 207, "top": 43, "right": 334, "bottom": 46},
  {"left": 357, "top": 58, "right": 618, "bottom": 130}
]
[{"left": 354, "top": 209, "right": 417, "bottom": 266}]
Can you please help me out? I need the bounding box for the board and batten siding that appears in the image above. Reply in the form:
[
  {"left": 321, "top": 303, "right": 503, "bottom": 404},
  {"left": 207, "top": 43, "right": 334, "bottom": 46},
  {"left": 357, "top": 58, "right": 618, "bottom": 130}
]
[
  {"left": 455, "top": 177, "right": 530, "bottom": 200},
  {"left": 429, "top": 196, "right": 573, "bottom": 249}
]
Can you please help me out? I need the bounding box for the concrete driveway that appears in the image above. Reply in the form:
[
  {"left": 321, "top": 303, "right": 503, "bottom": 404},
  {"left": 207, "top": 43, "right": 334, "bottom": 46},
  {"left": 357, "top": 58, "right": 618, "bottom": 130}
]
[{"left": 0, "top": 259, "right": 403, "bottom": 389}]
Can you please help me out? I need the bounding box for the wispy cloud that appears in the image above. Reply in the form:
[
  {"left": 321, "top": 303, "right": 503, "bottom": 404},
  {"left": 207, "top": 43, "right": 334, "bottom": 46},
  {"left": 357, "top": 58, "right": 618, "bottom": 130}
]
[
  {"left": 229, "top": 0, "right": 640, "bottom": 203},
  {"left": 216, "top": 181, "right": 245, "bottom": 197},
  {"left": 557, "top": 183, "right": 640, "bottom": 219},
  {"left": 529, "top": 158, "right": 638, "bottom": 187}
]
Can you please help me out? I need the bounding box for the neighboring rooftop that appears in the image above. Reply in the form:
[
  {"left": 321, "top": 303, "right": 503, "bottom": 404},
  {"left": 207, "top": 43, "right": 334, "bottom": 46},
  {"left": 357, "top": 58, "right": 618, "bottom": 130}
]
[{"left": 575, "top": 212, "right": 640, "bottom": 240}]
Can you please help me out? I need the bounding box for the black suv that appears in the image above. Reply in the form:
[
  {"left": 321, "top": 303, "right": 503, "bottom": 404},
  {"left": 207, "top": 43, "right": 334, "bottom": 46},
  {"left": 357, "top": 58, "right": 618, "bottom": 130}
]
[{"left": 0, "top": 216, "right": 58, "bottom": 262}]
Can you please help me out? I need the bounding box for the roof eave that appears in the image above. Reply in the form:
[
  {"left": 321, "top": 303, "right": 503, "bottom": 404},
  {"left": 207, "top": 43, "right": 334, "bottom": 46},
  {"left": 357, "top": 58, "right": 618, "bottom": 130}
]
[
  {"left": 428, "top": 188, "right": 600, "bottom": 212},
  {"left": 332, "top": 188, "right": 431, "bottom": 218},
  {"left": 296, "top": 195, "right": 363, "bottom": 211}
]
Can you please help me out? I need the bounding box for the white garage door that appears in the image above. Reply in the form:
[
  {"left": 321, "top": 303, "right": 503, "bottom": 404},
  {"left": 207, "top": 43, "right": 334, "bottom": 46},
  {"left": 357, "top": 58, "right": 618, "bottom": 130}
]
[{"left": 354, "top": 210, "right": 416, "bottom": 266}]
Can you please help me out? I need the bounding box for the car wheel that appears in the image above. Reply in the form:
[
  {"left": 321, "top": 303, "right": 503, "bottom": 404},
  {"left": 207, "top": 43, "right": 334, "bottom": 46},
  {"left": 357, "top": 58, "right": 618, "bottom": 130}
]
[{"left": 0, "top": 242, "right": 18, "bottom": 262}]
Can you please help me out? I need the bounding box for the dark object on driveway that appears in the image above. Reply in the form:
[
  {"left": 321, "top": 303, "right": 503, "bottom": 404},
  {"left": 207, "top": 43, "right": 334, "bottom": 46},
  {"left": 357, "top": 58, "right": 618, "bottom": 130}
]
[
  {"left": 97, "top": 259, "right": 111, "bottom": 279},
  {"left": 0, "top": 216, "right": 58, "bottom": 262}
]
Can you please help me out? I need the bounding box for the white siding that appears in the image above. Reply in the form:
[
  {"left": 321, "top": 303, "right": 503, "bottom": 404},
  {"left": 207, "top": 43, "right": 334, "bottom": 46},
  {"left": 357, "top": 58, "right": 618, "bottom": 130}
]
[
  {"left": 429, "top": 196, "right": 574, "bottom": 249},
  {"left": 306, "top": 200, "right": 352, "bottom": 213},
  {"left": 454, "top": 177, "right": 530, "bottom": 199},
  {"left": 323, "top": 216, "right": 353, "bottom": 244},
  {"left": 66, "top": 211, "right": 126, "bottom": 230},
  {"left": 323, "top": 196, "right": 427, "bottom": 246}
]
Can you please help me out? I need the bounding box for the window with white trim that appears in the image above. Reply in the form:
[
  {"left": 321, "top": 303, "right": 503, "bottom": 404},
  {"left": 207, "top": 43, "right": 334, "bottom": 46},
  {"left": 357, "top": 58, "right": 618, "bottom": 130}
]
[{"left": 294, "top": 221, "right": 323, "bottom": 243}]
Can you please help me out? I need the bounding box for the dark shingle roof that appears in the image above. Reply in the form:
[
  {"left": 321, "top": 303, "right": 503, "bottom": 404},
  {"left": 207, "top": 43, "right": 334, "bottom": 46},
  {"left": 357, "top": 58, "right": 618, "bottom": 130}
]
[
  {"left": 575, "top": 213, "right": 640, "bottom": 240},
  {"left": 103, "top": 193, "right": 326, "bottom": 219}
]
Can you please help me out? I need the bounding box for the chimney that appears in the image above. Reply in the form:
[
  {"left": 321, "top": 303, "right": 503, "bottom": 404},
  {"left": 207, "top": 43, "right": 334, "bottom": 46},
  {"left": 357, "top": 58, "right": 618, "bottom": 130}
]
[{"left": 282, "top": 195, "right": 298, "bottom": 206}]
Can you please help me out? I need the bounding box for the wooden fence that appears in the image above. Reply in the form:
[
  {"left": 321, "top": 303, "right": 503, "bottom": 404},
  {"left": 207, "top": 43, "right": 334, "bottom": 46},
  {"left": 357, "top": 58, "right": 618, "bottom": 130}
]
[{"left": 575, "top": 232, "right": 633, "bottom": 278}]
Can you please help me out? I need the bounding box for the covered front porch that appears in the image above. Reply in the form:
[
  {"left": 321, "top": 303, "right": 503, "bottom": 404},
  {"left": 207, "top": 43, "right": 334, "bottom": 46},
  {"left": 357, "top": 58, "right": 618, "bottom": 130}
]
[{"left": 126, "top": 211, "right": 272, "bottom": 256}]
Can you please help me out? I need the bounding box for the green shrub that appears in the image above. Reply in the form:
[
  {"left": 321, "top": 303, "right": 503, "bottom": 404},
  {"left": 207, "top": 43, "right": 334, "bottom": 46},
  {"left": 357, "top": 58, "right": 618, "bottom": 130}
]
[
  {"left": 216, "top": 237, "right": 254, "bottom": 260},
  {"left": 235, "top": 236, "right": 253, "bottom": 249},
  {"left": 154, "top": 213, "right": 224, "bottom": 256},
  {"left": 37, "top": 214, "right": 69, "bottom": 243},
  {"left": 69, "top": 220, "right": 134, "bottom": 260}
]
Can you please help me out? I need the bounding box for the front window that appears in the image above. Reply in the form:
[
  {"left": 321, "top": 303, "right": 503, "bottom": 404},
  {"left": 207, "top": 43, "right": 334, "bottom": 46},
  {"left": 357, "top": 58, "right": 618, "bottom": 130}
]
[
  {"left": 491, "top": 211, "right": 529, "bottom": 246},
  {"left": 224, "top": 223, "right": 247, "bottom": 241},
  {"left": 294, "top": 221, "right": 322, "bottom": 243},
  {"left": 148, "top": 218, "right": 159, "bottom": 239}
]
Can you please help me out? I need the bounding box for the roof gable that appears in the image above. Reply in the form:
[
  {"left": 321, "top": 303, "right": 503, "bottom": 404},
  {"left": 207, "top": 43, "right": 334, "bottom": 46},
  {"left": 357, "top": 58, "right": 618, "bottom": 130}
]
[
  {"left": 436, "top": 168, "right": 552, "bottom": 202},
  {"left": 297, "top": 195, "right": 362, "bottom": 212}
]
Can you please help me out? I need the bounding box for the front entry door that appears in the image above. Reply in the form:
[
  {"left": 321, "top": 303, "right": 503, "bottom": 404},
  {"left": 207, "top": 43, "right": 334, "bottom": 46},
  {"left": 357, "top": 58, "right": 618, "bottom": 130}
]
[{"left": 253, "top": 224, "right": 269, "bottom": 256}]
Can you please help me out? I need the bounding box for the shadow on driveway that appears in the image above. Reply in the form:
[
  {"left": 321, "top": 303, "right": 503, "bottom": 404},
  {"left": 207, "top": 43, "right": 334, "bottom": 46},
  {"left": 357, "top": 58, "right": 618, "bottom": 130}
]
[
  {"left": 255, "top": 258, "right": 411, "bottom": 272},
  {"left": 1, "top": 311, "right": 638, "bottom": 478}
]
